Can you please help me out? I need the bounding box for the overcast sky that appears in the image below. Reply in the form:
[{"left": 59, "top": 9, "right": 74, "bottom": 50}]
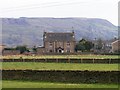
[{"left": 0, "top": 0, "right": 119, "bottom": 26}]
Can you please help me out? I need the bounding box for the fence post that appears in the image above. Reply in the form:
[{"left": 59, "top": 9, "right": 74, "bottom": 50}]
[
  {"left": 56, "top": 58, "right": 58, "bottom": 63},
  {"left": 93, "top": 58, "right": 94, "bottom": 63},
  {"left": 45, "top": 58, "right": 47, "bottom": 62},
  {"left": 68, "top": 58, "right": 70, "bottom": 63},
  {"left": 20, "top": 57, "right": 23, "bottom": 62},
  {"left": 109, "top": 59, "right": 111, "bottom": 64},
  {"left": 12, "top": 58, "right": 14, "bottom": 62},
  {"left": 108, "top": 71, "right": 111, "bottom": 83},
  {"left": 81, "top": 58, "right": 82, "bottom": 63}
]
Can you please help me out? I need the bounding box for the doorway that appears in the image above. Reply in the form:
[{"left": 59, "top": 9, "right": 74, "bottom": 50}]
[
  {"left": 57, "top": 47, "right": 64, "bottom": 53},
  {"left": 58, "top": 49, "right": 62, "bottom": 53}
]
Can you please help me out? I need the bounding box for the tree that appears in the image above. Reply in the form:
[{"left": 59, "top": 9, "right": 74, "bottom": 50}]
[
  {"left": 84, "top": 41, "right": 94, "bottom": 51},
  {"left": 75, "top": 43, "right": 85, "bottom": 52},
  {"left": 32, "top": 46, "right": 37, "bottom": 53},
  {"left": 96, "top": 38, "right": 103, "bottom": 50},
  {"left": 16, "top": 45, "right": 27, "bottom": 54},
  {"left": 75, "top": 39, "right": 94, "bottom": 52}
]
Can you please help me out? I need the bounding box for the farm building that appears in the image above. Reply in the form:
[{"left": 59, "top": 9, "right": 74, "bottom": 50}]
[
  {"left": 37, "top": 31, "right": 76, "bottom": 54},
  {"left": 2, "top": 50, "right": 20, "bottom": 55},
  {"left": 111, "top": 40, "right": 120, "bottom": 53},
  {"left": 0, "top": 45, "right": 5, "bottom": 52},
  {"left": 0, "top": 45, "right": 6, "bottom": 55}
]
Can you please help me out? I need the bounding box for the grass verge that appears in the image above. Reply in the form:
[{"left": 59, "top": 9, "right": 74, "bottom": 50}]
[
  {"left": 1, "top": 62, "right": 119, "bottom": 71},
  {"left": 2, "top": 80, "right": 118, "bottom": 88}
]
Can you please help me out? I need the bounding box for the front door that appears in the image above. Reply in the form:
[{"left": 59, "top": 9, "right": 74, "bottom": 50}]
[
  {"left": 57, "top": 47, "right": 64, "bottom": 53},
  {"left": 58, "top": 49, "right": 62, "bottom": 53}
]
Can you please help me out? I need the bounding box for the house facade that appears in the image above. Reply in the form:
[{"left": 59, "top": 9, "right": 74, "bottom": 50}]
[
  {"left": 0, "top": 45, "right": 5, "bottom": 52},
  {"left": 111, "top": 40, "right": 120, "bottom": 53},
  {"left": 0, "top": 45, "right": 5, "bottom": 55},
  {"left": 37, "top": 32, "right": 76, "bottom": 54}
]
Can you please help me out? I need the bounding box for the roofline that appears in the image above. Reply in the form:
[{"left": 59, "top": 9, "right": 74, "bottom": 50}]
[
  {"left": 0, "top": 45, "right": 6, "bottom": 46},
  {"left": 111, "top": 40, "right": 120, "bottom": 44},
  {"left": 44, "top": 32, "right": 74, "bottom": 34}
]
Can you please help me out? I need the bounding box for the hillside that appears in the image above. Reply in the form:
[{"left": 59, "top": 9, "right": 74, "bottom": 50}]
[{"left": 2, "top": 17, "right": 118, "bottom": 47}]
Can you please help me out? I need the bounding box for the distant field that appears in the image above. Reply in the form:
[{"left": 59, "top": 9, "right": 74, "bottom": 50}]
[
  {"left": 0, "top": 55, "right": 119, "bottom": 59},
  {"left": 1, "top": 62, "right": 119, "bottom": 71},
  {"left": 2, "top": 80, "right": 118, "bottom": 88}
]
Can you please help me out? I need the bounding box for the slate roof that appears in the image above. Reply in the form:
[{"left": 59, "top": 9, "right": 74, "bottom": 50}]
[{"left": 44, "top": 32, "right": 75, "bottom": 42}]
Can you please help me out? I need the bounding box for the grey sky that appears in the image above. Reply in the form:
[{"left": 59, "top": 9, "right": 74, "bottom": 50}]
[{"left": 0, "top": 0, "right": 118, "bottom": 26}]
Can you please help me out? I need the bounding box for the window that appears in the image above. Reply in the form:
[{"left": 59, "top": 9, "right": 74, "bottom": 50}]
[
  {"left": 49, "top": 42, "right": 53, "bottom": 47},
  {"left": 67, "top": 42, "right": 70, "bottom": 46}
]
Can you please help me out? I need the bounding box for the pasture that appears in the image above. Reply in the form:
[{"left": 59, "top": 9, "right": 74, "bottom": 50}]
[
  {"left": 1, "top": 55, "right": 119, "bottom": 88},
  {"left": 1, "top": 62, "right": 119, "bottom": 71},
  {"left": 2, "top": 80, "right": 118, "bottom": 88}
]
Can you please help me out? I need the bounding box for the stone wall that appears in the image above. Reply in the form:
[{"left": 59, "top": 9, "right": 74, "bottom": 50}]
[
  {"left": 2, "top": 70, "right": 119, "bottom": 84},
  {"left": 1, "top": 58, "right": 119, "bottom": 64}
]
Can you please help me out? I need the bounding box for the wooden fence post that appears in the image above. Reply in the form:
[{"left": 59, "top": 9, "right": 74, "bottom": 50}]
[
  {"left": 45, "top": 58, "right": 47, "bottom": 62},
  {"left": 12, "top": 59, "right": 14, "bottom": 62},
  {"left": 81, "top": 58, "right": 82, "bottom": 63},
  {"left": 109, "top": 59, "right": 111, "bottom": 64},
  {"left": 93, "top": 58, "right": 94, "bottom": 63},
  {"left": 68, "top": 58, "right": 70, "bottom": 63},
  {"left": 56, "top": 58, "right": 58, "bottom": 63}
]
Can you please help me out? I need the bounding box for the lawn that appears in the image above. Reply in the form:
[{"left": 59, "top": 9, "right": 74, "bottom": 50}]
[
  {"left": 0, "top": 55, "right": 119, "bottom": 59},
  {"left": 2, "top": 80, "right": 118, "bottom": 88},
  {"left": 1, "top": 62, "right": 119, "bottom": 71}
]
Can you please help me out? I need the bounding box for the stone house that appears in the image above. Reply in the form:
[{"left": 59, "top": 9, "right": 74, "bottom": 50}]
[
  {"left": 0, "top": 45, "right": 5, "bottom": 55},
  {"left": 0, "top": 45, "right": 5, "bottom": 51},
  {"left": 111, "top": 40, "right": 120, "bottom": 53},
  {"left": 37, "top": 32, "right": 76, "bottom": 54}
]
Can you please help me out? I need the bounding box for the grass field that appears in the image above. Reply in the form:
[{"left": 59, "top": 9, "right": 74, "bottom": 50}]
[
  {"left": 1, "top": 55, "right": 119, "bottom": 89},
  {"left": 0, "top": 55, "right": 119, "bottom": 59},
  {"left": 2, "top": 80, "right": 118, "bottom": 88},
  {"left": 1, "top": 62, "right": 119, "bottom": 71}
]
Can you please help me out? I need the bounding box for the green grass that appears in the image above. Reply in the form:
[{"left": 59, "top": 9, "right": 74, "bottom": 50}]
[
  {"left": 1, "top": 62, "right": 119, "bottom": 71},
  {"left": 2, "top": 80, "right": 118, "bottom": 88},
  {"left": 0, "top": 55, "right": 119, "bottom": 59}
]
